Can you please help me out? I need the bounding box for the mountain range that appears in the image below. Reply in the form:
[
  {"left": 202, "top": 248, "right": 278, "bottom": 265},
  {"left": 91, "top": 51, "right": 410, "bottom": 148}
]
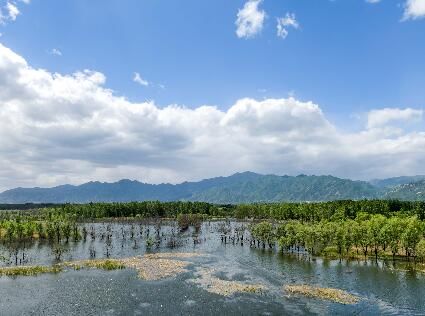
[{"left": 0, "top": 172, "right": 424, "bottom": 204}]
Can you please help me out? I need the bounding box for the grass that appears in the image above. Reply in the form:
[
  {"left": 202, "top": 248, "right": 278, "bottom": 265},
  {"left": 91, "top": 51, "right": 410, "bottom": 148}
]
[
  {"left": 0, "top": 265, "right": 62, "bottom": 277},
  {"left": 285, "top": 284, "right": 360, "bottom": 305},
  {"left": 63, "top": 259, "right": 125, "bottom": 271},
  {"left": 1, "top": 253, "right": 200, "bottom": 279},
  {"left": 85, "top": 259, "right": 125, "bottom": 270}
]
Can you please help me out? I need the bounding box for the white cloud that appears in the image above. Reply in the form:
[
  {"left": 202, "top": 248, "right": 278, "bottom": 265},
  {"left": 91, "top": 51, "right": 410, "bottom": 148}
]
[
  {"left": 133, "top": 72, "right": 149, "bottom": 86},
  {"left": 276, "top": 13, "right": 299, "bottom": 39},
  {"left": 0, "top": 1, "right": 19, "bottom": 24},
  {"left": 0, "top": 0, "right": 30, "bottom": 25},
  {"left": 366, "top": 0, "right": 425, "bottom": 21},
  {"left": 367, "top": 108, "right": 423, "bottom": 129},
  {"left": 236, "top": 0, "right": 266, "bottom": 39},
  {"left": 0, "top": 43, "right": 425, "bottom": 190},
  {"left": 48, "top": 48, "right": 62, "bottom": 56},
  {"left": 6, "top": 2, "right": 19, "bottom": 21},
  {"left": 403, "top": 0, "right": 425, "bottom": 20}
]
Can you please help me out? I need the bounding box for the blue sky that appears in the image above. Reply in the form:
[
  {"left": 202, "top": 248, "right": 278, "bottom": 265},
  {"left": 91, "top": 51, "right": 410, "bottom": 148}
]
[
  {"left": 0, "top": 0, "right": 424, "bottom": 189},
  {"left": 3, "top": 0, "right": 424, "bottom": 127}
]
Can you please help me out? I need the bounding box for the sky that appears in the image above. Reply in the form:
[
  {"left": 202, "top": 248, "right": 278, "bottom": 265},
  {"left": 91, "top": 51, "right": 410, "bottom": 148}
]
[{"left": 0, "top": 0, "right": 424, "bottom": 190}]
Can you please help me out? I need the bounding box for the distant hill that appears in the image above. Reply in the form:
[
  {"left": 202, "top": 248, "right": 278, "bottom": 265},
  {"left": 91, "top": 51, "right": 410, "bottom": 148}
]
[
  {"left": 384, "top": 180, "right": 425, "bottom": 201},
  {"left": 0, "top": 180, "right": 191, "bottom": 204},
  {"left": 369, "top": 175, "right": 425, "bottom": 188},
  {"left": 187, "top": 174, "right": 379, "bottom": 203},
  {"left": 0, "top": 172, "right": 383, "bottom": 204}
]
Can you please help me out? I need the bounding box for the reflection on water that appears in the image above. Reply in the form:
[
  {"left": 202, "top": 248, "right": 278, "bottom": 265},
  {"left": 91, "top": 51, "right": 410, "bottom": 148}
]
[{"left": 0, "top": 221, "right": 424, "bottom": 315}]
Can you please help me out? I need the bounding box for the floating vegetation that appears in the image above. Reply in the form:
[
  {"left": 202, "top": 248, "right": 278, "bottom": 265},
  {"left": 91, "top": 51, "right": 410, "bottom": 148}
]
[
  {"left": 189, "top": 267, "right": 266, "bottom": 297},
  {"left": 123, "top": 252, "right": 203, "bottom": 280},
  {"left": 2, "top": 252, "right": 203, "bottom": 279},
  {"left": 284, "top": 285, "right": 360, "bottom": 305},
  {"left": 63, "top": 259, "right": 125, "bottom": 271},
  {"left": 0, "top": 265, "right": 62, "bottom": 277},
  {"left": 123, "top": 257, "right": 191, "bottom": 280},
  {"left": 63, "top": 252, "right": 203, "bottom": 280}
]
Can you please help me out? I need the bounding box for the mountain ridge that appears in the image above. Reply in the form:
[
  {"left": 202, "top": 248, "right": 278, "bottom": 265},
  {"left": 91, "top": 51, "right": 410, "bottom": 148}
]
[{"left": 0, "top": 172, "right": 424, "bottom": 204}]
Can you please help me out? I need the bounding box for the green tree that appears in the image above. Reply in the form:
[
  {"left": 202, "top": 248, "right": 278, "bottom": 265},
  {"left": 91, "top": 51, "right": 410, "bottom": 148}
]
[
  {"left": 368, "top": 215, "right": 387, "bottom": 261},
  {"left": 402, "top": 216, "right": 423, "bottom": 260}
]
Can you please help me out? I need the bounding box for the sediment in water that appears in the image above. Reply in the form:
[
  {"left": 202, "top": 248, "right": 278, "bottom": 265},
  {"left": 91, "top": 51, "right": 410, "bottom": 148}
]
[{"left": 284, "top": 284, "right": 360, "bottom": 305}]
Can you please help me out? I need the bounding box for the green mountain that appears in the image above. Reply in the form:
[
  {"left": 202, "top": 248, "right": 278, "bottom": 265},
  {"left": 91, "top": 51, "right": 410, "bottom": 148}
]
[
  {"left": 0, "top": 172, "right": 381, "bottom": 204},
  {"left": 188, "top": 174, "right": 379, "bottom": 203},
  {"left": 369, "top": 175, "right": 425, "bottom": 188},
  {"left": 384, "top": 180, "right": 425, "bottom": 201}
]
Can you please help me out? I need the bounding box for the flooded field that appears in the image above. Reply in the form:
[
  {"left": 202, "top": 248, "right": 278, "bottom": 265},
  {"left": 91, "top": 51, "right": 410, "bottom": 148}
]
[{"left": 0, "top": 221, "right": 424, "bottom": 315}]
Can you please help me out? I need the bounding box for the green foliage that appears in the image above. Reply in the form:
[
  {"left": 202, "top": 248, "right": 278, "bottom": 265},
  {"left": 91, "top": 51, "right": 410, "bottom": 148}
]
[
  {"left": 0, "top": 265, "right": 62, "bottom": 276},
  {"left": 146, "top": 237, "right": 155, "bottom": 249},
  {"left": 2, "top": 200, "right": 425, "bottom": 223},
  {"left": 86, "top": 260, "right": 125, "bottom": 270},
  {"left": 40, "top": 201, "right": 220, "bottom": 220},
  {"left": 402, "top": 216, "right": 423, "bottom": 258},
  {"left": 235, "top": 200, "right": 425, "bottom": 221},
  {"left": 251, "top": 215, "right": 425, "bottom": 261},
  {"left": 0, "top": 214, "right": 79, "bottom": 243},
  {"left": 416, "top": 239, "right": 425, "bottom": 261},
  {"left": 250, "top": 222, "right": 275, "bottom": 247}
]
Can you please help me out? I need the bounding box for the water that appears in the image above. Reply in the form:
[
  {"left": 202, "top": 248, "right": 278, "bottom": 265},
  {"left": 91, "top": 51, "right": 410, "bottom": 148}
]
[{"left": 0, "top": 221, "right": 424, "bottom": 315}]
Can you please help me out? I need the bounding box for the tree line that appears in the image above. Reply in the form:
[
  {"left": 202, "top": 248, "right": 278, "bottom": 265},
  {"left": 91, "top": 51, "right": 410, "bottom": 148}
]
[
  {"left": 250, "top": 214, "right": 425, "bottom": 261},
  {"left": 2, "top": 200, "right": 425, "bottom": 221},
  {"left": 235, "top": 200, "right": 425, "bottom": 221},
  {"left": 0, "top": 215, "right": 79, "bottom": 243},
  {"left": 43, "top": 201, "right": 223, "bottom": 219}
]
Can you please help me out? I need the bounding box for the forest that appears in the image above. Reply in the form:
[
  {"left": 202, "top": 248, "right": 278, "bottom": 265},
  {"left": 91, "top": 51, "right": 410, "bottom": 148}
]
[
  {"left": 2, "top": 199, "right": 425, "bottom": 221},
  {"left": 1, "top": 200, "right": 425, "bottom": 263}
]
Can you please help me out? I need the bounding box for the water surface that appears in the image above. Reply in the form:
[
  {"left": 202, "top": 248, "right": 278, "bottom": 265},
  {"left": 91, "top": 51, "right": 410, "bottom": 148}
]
[{"left": 0, "top": 221, "right": 424, "bottom": 315}]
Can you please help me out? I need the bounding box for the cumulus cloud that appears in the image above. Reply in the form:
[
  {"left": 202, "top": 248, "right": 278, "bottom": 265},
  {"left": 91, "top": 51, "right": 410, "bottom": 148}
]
[
  {"left": 133, "top": 72, "right": 149, "bottom": 86},
  {"left": 235, "top": 0, "right": 266, "bottom": 39},
  {"left": 0, "top": 43, "right": 425, "bottom": 190},
  {"left": 403, "top": 0, "right": 425, "bottom": 20},
  {"left": 276, "top": 13, "right": 299, "bottom": 39},
  {"left": 367, "top": 108, "right": 423, "bottom": 129},
  {"left": 366, "top": 0, "right": 381, "bottom": 3}
]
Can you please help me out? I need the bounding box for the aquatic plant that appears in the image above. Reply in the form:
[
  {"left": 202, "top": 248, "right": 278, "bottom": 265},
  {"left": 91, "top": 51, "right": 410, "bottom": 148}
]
[
  {"left": 285, "top": 285, "right": 360, "bottom": 305},
  {"left": 188, "top": 267, "right": 266, "bottom": 297},
  {"left": 0, "top": 265, "right": 62, "bottom": 277},
  {"left": 146, "top": 237, "right": 155, "bottom": 249},
  {"left": 63, "top": 253, "right": 202, "bottom": 280},
  {"left": 52, "top": 243, "right": 68, "bottom": 261},
  {"left": 84, "top": 259, "right": 125, "bottom": 270}
]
